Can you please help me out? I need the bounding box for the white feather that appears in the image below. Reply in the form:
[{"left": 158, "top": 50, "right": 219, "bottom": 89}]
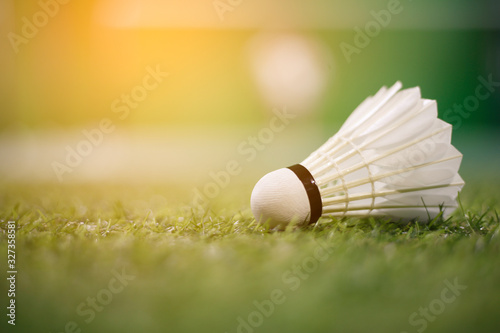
[{"left": 251, "top": 82, "right": 465, "bottom": 227}]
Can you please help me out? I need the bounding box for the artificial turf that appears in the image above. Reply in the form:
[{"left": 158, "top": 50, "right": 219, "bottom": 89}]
[{"left": 0, "top": 180, "right": 499, "bottom": 333}]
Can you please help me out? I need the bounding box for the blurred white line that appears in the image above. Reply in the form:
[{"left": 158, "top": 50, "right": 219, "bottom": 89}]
[{"left": 0, "top": 125, "right": 325, "bottom": 184}]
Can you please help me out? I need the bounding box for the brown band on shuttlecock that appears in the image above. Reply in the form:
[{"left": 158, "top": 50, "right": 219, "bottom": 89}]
[{"left": 287, "top": 164, "right": 322, "bottom": 224}]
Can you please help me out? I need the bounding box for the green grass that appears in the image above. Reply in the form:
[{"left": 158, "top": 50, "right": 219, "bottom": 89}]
[{"left": 0, "top": 181, "right": 499, "bottom": 333}]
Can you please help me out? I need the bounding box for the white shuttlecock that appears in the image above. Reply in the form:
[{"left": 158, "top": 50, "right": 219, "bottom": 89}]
[{"left": 251, "top": 82, "right": 465, "bottom": 228}]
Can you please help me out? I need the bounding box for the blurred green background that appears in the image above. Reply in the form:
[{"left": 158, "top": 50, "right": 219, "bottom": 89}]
[
  {"left": 0, "top": 0, "right": 499, "bottom": 185},
  {"left": 1, "top": 2, "right": 500, "bottom": 333}
]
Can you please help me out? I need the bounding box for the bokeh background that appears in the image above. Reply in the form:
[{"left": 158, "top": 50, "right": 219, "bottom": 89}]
[
  {"left": 1, "top": 0, "right": 499, "bottom": 189},
  {"left": 1, "top": 2, "right": 500, "bottom": 333}
]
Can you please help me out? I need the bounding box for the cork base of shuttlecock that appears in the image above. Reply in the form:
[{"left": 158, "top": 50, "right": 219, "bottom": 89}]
[{"left": 250, "top": 168, "right": 311, "bottom": 229}]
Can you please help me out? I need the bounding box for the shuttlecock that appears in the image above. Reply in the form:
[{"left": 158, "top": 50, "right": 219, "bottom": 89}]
[{"left": 251, "top": 82, "right": 465, "bottom": 228}]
